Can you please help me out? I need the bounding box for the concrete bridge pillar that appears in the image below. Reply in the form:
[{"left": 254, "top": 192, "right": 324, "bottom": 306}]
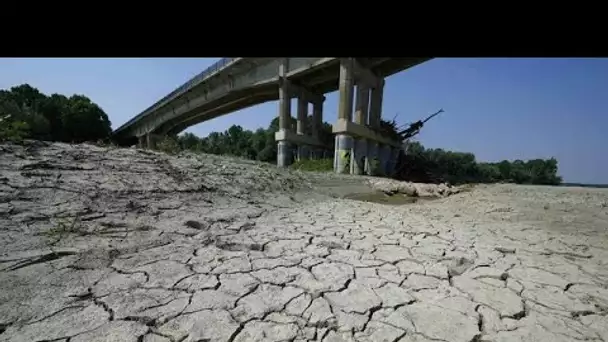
[
  {"left": 352, "top": 138, "right": 367, "bottom": 175},
  {"left": 334, "top": 58, "right": 355, "bottom": 174},
  {"left": 276, "top": 59, "right": 294, "bottom": 168},
  {"left": 146, "top": 133, "right": 156, "bottom": 150},
  {"left": 311, "top": 101, "right": 324, "bottom": 159},
  {"left": 387, "top": 147, "right": 401, "bottom": 176},
  {"left": 378, "top": 144, "right": 392, "bottom": 176},
  {"left": 368, "top": 79, "right": 384, "bottom": 130},
  {"left": 365, "top": 140, "right": 379, "bottom": 176},
  {"left": 275, "top": 59, "right": 326, "bottom": 167},
  {"left": 335, "top": 134, "right": 353, "bottom": 174},
  {"left": 146, "top": 133, "right": 164, "bottom": 150},
  {"left": 368, "top": 80, "right": 386, "bottom": 175},
  {"left": 352, "top": 84, "right": 370, "bottom": 175},
  {"left": 354, "top": 85, "right": 370, "bottom": 126},
  {"left": 333, "top": 58, "right": 400, "bottom": 176},
  {"left": 137, "top": 136, "right": 145, "bottom": 149},
  {"left": 296, "top": 95, "right": 310, "bottom": 161}
]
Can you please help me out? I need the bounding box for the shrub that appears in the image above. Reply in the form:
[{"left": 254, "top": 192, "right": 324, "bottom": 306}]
[
  {"left": 156, "top": 136, "right": 181, "bottom": 155},
  {"left": 290, "top": 158, "right": 334, "bottom": 172}
]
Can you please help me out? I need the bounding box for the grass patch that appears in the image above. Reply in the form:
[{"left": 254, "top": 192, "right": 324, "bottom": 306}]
[
  {"left": 290, "top": 158, "right": 334, "bottom": 172},
  {"left": 156, "top": 136, "right": 181, "bottom": 155},
  {"left": 46, "top": 216, "right": 82, "bottom": 236},
  {"left": 39, "top": 215, "right": 84, "bottom": 245}
]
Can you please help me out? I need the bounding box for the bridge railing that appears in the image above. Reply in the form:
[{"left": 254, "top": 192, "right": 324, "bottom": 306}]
[
  {"left": 161, "top": 57, "right": 236, "bottom": 104},
  {"left": 116, "top": 57, "right": 238, "bottom": 132}
]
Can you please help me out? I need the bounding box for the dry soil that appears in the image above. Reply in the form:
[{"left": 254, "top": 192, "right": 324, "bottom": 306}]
[{"left": 0, "top": 141, "right": 607, "bottom": 342}]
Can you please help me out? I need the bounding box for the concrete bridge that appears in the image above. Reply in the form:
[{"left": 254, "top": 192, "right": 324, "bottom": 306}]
[{"left": 113, "top": 57, "right": 432, "bottom": 175}]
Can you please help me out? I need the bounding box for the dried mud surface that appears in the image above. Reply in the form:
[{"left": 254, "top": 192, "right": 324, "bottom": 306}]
[{"left": 1, "top": 141, "right": 607, "bottom": 342}]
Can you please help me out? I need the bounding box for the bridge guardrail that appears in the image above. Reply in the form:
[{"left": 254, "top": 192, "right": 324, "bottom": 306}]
[
  {"left": 116, "top": 57, "right": 238, "bottom": 132},
  {"left": 161, "top": 57, "right": 235, "bottom": 104}
]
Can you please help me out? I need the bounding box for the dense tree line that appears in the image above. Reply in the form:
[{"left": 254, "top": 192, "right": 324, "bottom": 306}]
[
  {"left": 159, "top": 116, "right": 335, "bottom": 163},
  {"left": 397, "top": 141, "right": 562, "bottom": 185},
  {"left": 0, "top": 84, "right": 112, "bottom": 143},
  {"left": 164, "top": 118, "right": 562, "bottom": 186}
]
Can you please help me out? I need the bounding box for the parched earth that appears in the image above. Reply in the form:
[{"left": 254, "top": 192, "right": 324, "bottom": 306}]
[{"left": 1, "top": 141, "right": 607, "bottom": 342}]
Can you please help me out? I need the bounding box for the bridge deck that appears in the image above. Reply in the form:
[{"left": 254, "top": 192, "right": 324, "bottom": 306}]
[
  {"left": 115, "top": 58, "right": 240, "bottom": 135},
  {"left": 113, "top": 57, "right": 432, "bottom": 145}
]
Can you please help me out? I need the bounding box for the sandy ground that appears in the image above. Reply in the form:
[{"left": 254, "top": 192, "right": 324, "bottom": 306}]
[{"left": 0, "top": 141, "right": 607, "bottom": 342}]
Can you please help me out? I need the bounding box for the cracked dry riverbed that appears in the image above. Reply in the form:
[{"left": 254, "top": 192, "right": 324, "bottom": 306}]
[{"left": 1, "top": 142, "right": 608, "bottom": 342}]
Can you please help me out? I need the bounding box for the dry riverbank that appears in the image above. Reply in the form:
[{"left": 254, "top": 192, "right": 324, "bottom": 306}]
[{"left": 1, "top": 141, "right": 607, "bottom": 342}]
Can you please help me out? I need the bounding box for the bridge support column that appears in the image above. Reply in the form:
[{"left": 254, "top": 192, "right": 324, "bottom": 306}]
[
  {"left": 352, "top": 84, "right": 370, "bottom": 175},
  {"left": 276, "top": 59, "right": 326, "bottom": 166},
  {"left": 137, "top": 136, "right": 145, "bottom": 149},
  {"left": 338, "top": 58, "right": 355, "bottom": 123},
  {"left": 311, "top": 100, "right": 324, "bottom": 159},
  {"left": 365, "top": 140, "right": 379, "bottom": 176},
  {"left": 333, "top": 58, "right": 399, "bottom": 176},
  {"left": 296, "top": 96, "right": 307, "bottom": 136},
  {"left": 387, "top": 147, "right": 401, "bottom": 177},
  {"left": 277, "top": 141, "right": 292, "bottom": 168},
  {"left": 297, "top": 146, "right": 310, "bottom": 161},
  {"left": 276, "top": 59, "right": 294, "bottom": 168},
  {"left": 146, "top": 133, "right": 164, "bottom": 150},
  {"left": 333, "top": 58, "right": 355, "bottom": 174},
  {"left": 296, "top": 95, "right": 310, "bottom": 161},
  {"left": 146, "top": 133, "right": 156, "bottom": 150},
  {"left": 335, "top": 134, "right": 353, "bottom": 174},
  {"left": 369, "top": 79, "right": 384, "bottom": 129},
  {"left": 352, "top": 138, "right": 367, "bottom": 175},
  {"left": 378, "top": 144, "right": 392, "bottom": 176},
  {"left": 365, "top": 78, "right": 388, "bottom": 176},
  {"left": 354, "top": 85, "right": 370, "bottom": 126}
]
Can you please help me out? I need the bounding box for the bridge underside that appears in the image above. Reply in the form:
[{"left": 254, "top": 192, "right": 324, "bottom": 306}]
[
  {"left": 272, "top": 58, "right": 419, "bottom": 176},
  {"left": 165, "top": 58, "right": 428, "bottom": 137},
  {"left": 114, "top": 57, "right": 431, "bottom": 176}
]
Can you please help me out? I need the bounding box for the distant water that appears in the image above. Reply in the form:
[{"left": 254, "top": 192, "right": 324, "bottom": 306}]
[{"left": 560, "top": 183, "right": 608, "bottom": 189}]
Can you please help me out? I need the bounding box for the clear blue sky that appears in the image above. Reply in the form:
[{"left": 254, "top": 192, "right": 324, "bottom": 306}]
[{"left": 1, "top": 58, "right": 607, "bottom": 184}]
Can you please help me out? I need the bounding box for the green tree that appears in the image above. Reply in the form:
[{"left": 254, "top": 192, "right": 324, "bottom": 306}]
[
  {"left": 497, "top": 160, "right": 512, "bottom": 181},
  {"left": 395, "top": 142, "right": 562, "bottom": 185},
  {"left": 0, "top": 86, "right": 50, "bottom": 140},
  {"left": 40, "top": 94, "right": 70, "bottom": 141},
  {"left": 0, "top": 114, "right": 30, "bottom": 142},
  {"left": 178, "top": 132, "right": 201, "bottom": 151},
  {"left": 6, "top": 84, "right": 47, "bottom": 112},
  {"left": 0, "top": 83, "right": 112, "bottom": 143},
  {"left": 62, "top": 95, "right": 112, "bottom": 143}
]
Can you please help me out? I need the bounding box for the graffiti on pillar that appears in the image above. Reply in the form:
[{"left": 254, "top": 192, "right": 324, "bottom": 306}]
[{"left": 339, "top": 150, "right": 350, "bottom": 174}]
